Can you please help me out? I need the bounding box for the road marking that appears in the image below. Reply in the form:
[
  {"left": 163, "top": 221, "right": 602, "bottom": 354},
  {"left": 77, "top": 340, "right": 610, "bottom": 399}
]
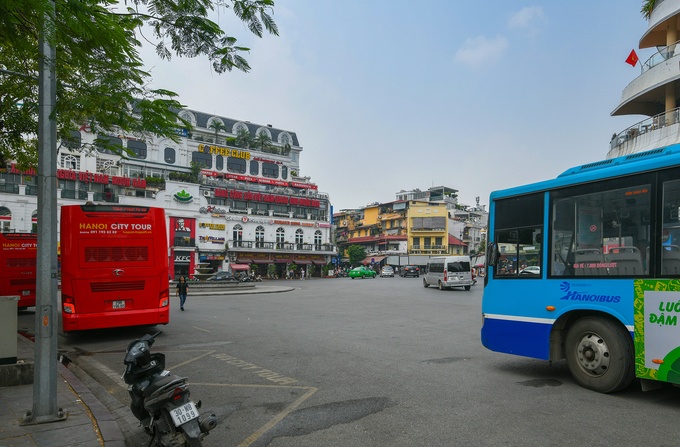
[
  {"left": 192, "top": 383, "right": 318, "bottom": 447},
  {"left": 168, "top": 350, "right": 216, "bottom": 370},
  {"left": 192, "top": 326, "right": 210, "bottom": 333},
  {"left": 212, "top": 353, "right": 298, "bottom": 385},
  {"left": 238, "top": 385, "right": 317, "bottom": 447}
]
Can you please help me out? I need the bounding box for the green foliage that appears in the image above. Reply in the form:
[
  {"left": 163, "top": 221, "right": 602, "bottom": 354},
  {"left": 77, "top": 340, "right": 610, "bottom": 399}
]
[
  {"left": 267, "top": 263, "right": 276, "bottom": 278},
  {"left": 168, "top": 171, "right": 197, "bottom": 183},
  {"left": 346, "top": 245, "right": 366, "bottom": 266},
  {"left": 641, "top": 0, "right": 656, "bottom": 18},
  {"left": 145, "top": 176, "right": 165, "bottom": 188},
  {"left": 0, "top": 0, "right": 279, "bottom": 166},
  {"left": 307, "top": 263, "right": 315, "bottom": 278}
]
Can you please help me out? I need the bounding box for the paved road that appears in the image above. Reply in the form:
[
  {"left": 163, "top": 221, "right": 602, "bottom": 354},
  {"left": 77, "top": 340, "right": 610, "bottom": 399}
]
[{"left": 18, "top": 277, "right": 680, "bottom": 446}]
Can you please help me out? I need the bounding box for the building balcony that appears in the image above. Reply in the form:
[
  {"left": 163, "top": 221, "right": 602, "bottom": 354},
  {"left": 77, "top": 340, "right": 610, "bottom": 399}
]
[
  {"left": 607, "top": 106, "right": 680, "bottom": 158},
  {"left": 409, "top": 245, "right": 447, "bottom": 255},
  {"left": 229, "top": 239, "right": 336, "bottom": 254}
]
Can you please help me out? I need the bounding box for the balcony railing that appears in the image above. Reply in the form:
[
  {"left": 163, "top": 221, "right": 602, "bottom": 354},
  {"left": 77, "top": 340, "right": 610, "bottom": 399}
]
[
  {"left": 409, "top": 245, "right": 447, "bottom": 255},
  {"left": 641, "top": 39, "right": 680, "bottom": 74},
  {"left": 229, "top": 239, "right": 336, "bottom": 253},
  {"left": 610, "top": 106, "right": 680, "bottom": 150}
]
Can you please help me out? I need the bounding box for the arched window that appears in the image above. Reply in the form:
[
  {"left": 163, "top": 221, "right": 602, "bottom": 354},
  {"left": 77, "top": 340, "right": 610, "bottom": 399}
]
[
  {"left": 255, "top": 225, "right": 265, "bottom": 248},
  {"left": 276, "top": 227, "right": 285, "bottom": 249},
  {"left": 164, "top": 147, "right": 176, "bottom": 164},
  {"left": 281, "top": 165, "right": 288, "bottom": 180},
  {"left": 233, "top": 224, "right": 243, "bottom": 247},
  {"left": 60, "top": 154, "right": 80, "bottom": 170},
  {"left": 216, "top": 155, "right": 224, "bottom": 171},
  {"left": 250, "top": 160, "right": 259, "bottom": 175},
  {"left": 0, "top": 206, "right": 11, "bottom": 232},
  {"left": 314, "top": 230, "right": 322, "bottom": 250},
  {"left": 127, "top": 140, "right": 147, "bottom": 159},
  {"left": 295, "top": 228, "right": 304, "bottom": 249}
]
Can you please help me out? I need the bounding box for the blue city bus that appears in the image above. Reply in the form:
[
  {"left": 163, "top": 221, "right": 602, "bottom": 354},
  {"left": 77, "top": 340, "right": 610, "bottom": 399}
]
[{"left": 482, "top": 146, "right": 680, "bottom": 393}]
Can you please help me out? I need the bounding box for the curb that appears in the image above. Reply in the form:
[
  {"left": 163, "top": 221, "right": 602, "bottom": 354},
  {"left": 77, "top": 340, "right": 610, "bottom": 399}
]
[{"left": 57, "top": 361, "right": 126, "bottom": 447}]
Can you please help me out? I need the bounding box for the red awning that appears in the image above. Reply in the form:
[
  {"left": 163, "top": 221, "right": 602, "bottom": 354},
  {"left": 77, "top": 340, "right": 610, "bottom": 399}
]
[{"left": 230, "top": 263, "right": 250, "bottom": 271}]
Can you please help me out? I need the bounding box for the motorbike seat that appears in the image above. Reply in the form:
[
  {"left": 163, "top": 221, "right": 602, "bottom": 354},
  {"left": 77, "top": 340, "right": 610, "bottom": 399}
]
[{"left": 143, "top": 374, "right": 186, "bottom": 398}]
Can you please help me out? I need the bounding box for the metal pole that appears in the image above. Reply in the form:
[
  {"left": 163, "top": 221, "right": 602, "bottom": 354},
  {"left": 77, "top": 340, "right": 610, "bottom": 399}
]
[{"left": 24, "top": 0, "right": 65, "bottom": 424}]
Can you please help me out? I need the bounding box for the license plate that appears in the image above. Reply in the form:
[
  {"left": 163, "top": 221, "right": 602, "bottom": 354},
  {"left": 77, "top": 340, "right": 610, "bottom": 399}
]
[
  {"left": 22, "top": 290, "right": 30, "bottom": 296},
  {"left": 170, "top": 402, "right": 199, "bottom": 427},
  {"left": 112, "top": 300, "right": 126, "bottom": 309}
]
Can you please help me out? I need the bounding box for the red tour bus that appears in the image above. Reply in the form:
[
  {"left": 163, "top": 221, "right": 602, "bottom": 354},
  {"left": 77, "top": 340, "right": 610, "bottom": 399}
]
[
  {"left": 0, "top": 232, "right": 37, "bottom": 309},
  {"left": 60, "top": 204, "right": 170, "bottom": 332}
]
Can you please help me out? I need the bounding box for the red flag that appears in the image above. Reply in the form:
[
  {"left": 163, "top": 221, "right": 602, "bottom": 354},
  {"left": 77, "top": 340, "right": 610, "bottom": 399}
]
[{"left": 625, "top": 49, "right": 639, "bottom": 67}]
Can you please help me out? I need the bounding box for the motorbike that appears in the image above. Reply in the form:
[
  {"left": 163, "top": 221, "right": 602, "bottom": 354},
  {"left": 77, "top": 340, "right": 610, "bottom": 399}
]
[{"left": 122, "top": 332, "right": 217, "bottom": 446}]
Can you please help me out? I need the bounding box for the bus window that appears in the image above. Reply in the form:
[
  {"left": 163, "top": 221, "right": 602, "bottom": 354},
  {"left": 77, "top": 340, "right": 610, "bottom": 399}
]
[
  {"left": 493, "top": 193, "right": 544, "bottom": 278},
  {"left": 495, "top": 229, "right": 542, "bottom": 276},
  {"left": 662, "top": 179, "right": 680, "bottom": 275},
  {"left": 550, "top": 181, "right": 651, "bottom": 277}
]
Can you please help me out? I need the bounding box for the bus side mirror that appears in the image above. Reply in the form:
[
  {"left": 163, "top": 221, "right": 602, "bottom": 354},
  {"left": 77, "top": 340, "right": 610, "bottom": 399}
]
[{"left": 487, "top": 242, "right": 498, "bottom": 267}]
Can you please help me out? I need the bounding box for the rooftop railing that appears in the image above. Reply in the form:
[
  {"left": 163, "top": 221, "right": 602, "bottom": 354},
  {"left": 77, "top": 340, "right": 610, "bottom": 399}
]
[{"left": 610, "top": 106, "right": 680, "bottom": 150}]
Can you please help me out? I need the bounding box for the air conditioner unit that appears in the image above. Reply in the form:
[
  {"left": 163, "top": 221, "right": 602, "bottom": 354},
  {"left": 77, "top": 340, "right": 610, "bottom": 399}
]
[{"left": 203, "top": 190, "right": 212, "bottom": 197}]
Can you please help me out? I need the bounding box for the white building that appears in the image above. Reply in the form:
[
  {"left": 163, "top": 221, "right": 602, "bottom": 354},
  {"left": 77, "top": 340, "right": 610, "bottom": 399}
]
[{"left": 0, "top": 108, "right": 337, "bottom": 278}]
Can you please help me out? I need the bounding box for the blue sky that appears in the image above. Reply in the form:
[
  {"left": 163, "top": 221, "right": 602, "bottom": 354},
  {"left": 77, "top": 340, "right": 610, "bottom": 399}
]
[{"left": 139, "top": 0, "right": 651, "bottom": 211}]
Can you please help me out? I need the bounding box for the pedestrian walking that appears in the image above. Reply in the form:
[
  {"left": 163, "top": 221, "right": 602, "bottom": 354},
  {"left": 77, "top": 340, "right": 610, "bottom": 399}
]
[
  {"left": 176, "top": 275, "right": 189, "bottom": 311},
  {"left": 300, "top": 268, "right": 305, "bottom": 280}
]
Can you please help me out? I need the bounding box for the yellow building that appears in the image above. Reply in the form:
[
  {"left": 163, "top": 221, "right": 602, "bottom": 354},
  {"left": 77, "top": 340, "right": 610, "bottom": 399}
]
[{"left": 406, "top": 201, "right": 448, "bottom": 255}]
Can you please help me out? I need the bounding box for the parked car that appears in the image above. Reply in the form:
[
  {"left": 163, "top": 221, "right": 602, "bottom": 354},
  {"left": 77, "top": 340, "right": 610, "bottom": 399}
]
[
  {"left": 348, "top": 266, "right": 377, "bottom": 279},
  {"left": 206, "top": 271, "right": 238, "bottom": 282},
  {"left": 519, "top": 266, "right": 541, "bottom": 276},
  {"left": 380, "top": 266, "right": 395, "bottom": 277},
  {"left": 401, "top": 265, "right": 420, "bottom": 277}
]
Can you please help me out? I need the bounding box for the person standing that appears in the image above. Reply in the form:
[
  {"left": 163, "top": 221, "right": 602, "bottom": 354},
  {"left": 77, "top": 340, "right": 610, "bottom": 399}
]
[
  {"left": 176, "top": 276, "right": 189, "bottom": 311},
  {"left": 300, "top": 268, "right": 306, "bottom": 280}
]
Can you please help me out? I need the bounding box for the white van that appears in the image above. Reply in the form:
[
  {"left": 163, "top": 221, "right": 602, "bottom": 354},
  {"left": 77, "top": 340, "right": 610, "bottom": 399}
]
[{"left": 423, "top": 256, "right": 474, "bottom": 290}]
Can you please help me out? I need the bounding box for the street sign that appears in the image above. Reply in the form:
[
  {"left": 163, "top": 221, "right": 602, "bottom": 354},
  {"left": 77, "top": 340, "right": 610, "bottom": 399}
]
[{"left": 371, "top": 258, "right": 375, "bottom": 265}]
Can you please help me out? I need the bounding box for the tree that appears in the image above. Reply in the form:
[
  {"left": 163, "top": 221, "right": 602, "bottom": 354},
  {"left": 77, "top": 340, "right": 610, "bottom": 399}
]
[
  {"left": 641, "top": 0, "right": 656, "bottom": 18},
  {"left": 254, "top": 130, "right": 273, "bottom": 151},
  {"left": 208, "top": 119, "right": 227, "bottom": 144},
  {"left": 0, "top": 0, "right": 279, "bottom": 166},
  {"left": 235, "top": 126, "right": 254, "bottom": 148},
  {"left": 347, "top": 245, "right": 367, "bottom": 266}
]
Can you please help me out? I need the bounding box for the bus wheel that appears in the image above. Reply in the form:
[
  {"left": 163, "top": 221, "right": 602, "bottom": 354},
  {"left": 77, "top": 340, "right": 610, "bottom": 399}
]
[
  {"left": 464, "top": 286, "right": 471, "bottom": 291},
  {"left": 438, "top": 281, "right": 444, "bottom": 290},
  {"left": 423, "top": 279, "right": 429, "bottom": 288},
  {"left": 565, "top": 317, "right": 634, "bottom": 393}
]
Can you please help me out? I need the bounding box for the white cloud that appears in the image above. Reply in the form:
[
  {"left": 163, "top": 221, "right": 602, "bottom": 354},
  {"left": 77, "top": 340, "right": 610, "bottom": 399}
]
[
  {"left": 455, "top": 36, "right": 509, "bottom": 68},
  {"left": 508, "top": 6, "right": 545, "bottom": 29}
]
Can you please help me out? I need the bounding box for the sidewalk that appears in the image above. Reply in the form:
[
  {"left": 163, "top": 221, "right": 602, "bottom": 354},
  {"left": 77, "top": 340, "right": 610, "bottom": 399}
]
[
  {"left": 0, "top": 283, "right": 295, "bottom": 447},
  {"left": 0, "top": 334, "right": 125, "bottom": 447}
]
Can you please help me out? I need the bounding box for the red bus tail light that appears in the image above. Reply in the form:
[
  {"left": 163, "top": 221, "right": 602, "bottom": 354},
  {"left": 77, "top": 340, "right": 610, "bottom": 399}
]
[
  {"left": 159, "top": 288, "right": 169, "bottom": 308},
  {"left": 62, "top": 295, "right": 75, "bottom": 314},
  {"left": 444, "top": 270, "right": 448, "bottom": 282}
]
